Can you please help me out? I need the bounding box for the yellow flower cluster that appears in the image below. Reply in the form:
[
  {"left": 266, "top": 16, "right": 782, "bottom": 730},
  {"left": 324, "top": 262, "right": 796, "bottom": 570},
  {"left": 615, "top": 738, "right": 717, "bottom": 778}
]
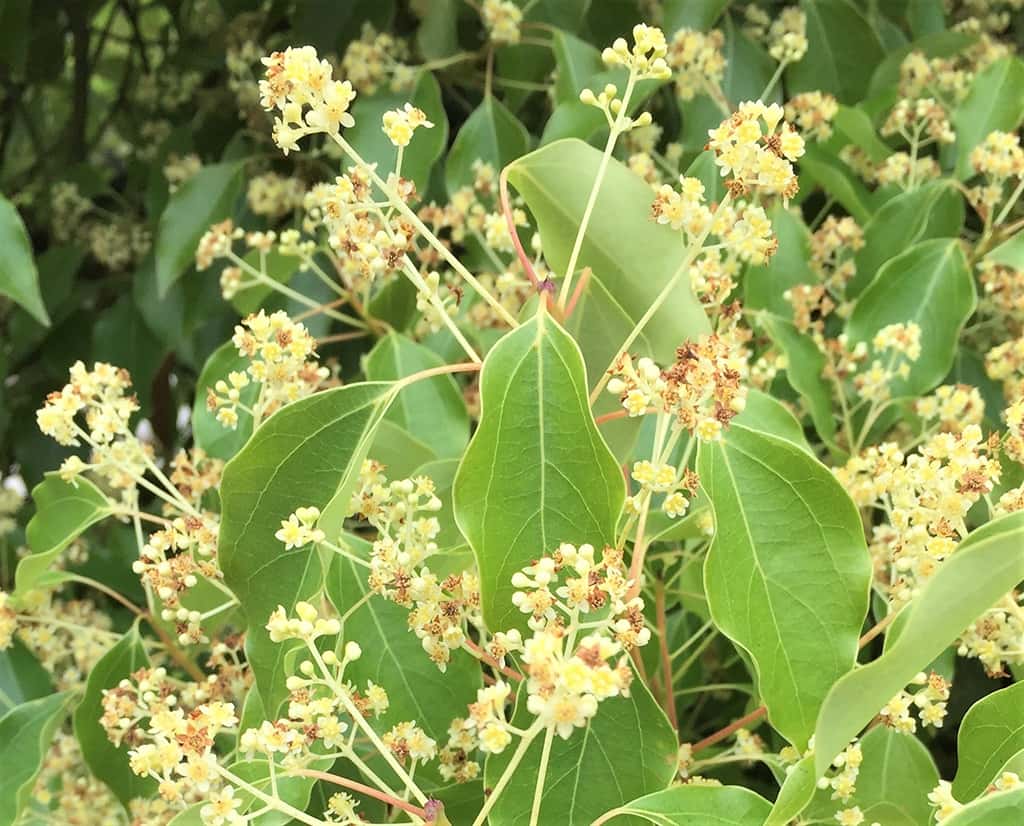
[
  {"left": 274, "top": 505, "right": 325, "bottom": 550},
  {"left": 881, "top": 97, "right": 955, "bottom": 146},
  {"left": 480, "top": 0, "right": 523, "bottom": 45},
  {"left": 707, "top": 101, "right": 803, "bottom": 201},
  {"left": 871, "top": 151, "right": 941, "bottom": 189},
  {"left": 667, "top": 28, "right": 726, "bottom": 101},
  {"left": 914, "top": 384, "right": 985, "bottom": 433},
  {"left": 246, "top": 171, "right": 306, "bottom": 218},
  {"left": 929, "top": 780, "right": 963, "bottom": 822},
  {"left": 195, "top": 218, "right": 243, "bottom": 271},
  {"left": 958, "top": 591, "right": 1024, "bottom": 676},
  {"left": 267, "top": 600, "right": 341, "bottom": 643},
  {"left": 810, "top": 215, "right": 863, "bottom": 294},
  {"left": 607, "top": 312, "right": 750, "bottom": 442},
  {"left": 970, "top": 129, "right": 1024, "bottom": 179},
  {"left": 784, "top": 91, "right": 839, "bottom": 141},
  {"left": 879, "top": 672, "right": 951, "bottom": 732},
  {"left": 601, "top": 24, "right": 672, "bottom": 80},
  {"left": 347, "top": 460, "right": 482, "bottom": 670},
  {"left": 977, "top": 261, "right": 1024, "bottom": 334},
  {"left": 985, "top": 334, "right": 1024, "bottom": 401},
  {"left": 133, "top": 512, "right": 220, "bottom": 617},
  {"left": 766, "top": 7, "right": 808, "bottom": 64},
  {"left": 259, "top": 46, "right": 357, "bottom": 154},
  {"left": 630, "top": 460, "right": 700, "bottom": 519},
  {"left": 208, "top": 310, "right": 328, "bottom": 428},
  {"left": 341, "top": 23, "right": 413, "bottom": 95},
  {"left": 163, "top": 152, "right": 201, "bottom": 193},
  {"left": 382, "top": 103, "right": 434, "bottom": 148},
  {"left": 853, "top": 322, "right": 922, "bottom": 401}
]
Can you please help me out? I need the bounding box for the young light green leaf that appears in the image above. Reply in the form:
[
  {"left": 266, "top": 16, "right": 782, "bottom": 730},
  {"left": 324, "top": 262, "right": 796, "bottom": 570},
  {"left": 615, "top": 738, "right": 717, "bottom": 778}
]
[
  {"left": 698, "top": 424, "right": 871, "bottom": 748},
  {"left": 814, "top": 512, "right": 1024, "bottom": 775},
  {"left": 155, "top": 161, "right": 244, "bottom": 296},
  {"left": 218, "top": 382, "right": 394, "bottom": 713},
  {"left": 597, "top": 784, "right": 772, "bottom": 825},
  {"left": 453, "top": 311, "right": 624, "bottom": 633},
  {"left": 367, "top": 419, "right": 438, "bottom": 479},
  {"left": 484, "top": 676, "right": 677, "bottom": 825},
  {"left": 985, "top": 231, "right": 1024, "bottom": 270},
  {"left": 953, "top": 682, "right": 1024, "bottom": 802},
  {"left": 364, "top": 333, "right": 469, "bottom": 460},
  {"left": 16, "top": 474, "right": 114, "bottom": 595},
  {"left": 324, "top": 535, "right": 481, "bottom": 791},
  {"left": 507, "top": 138, "right": 708, "bottom": 456},
  {"left": 787, "top": 0, "right": 885, "bottom": 103},
  {"left": 346, "top": 71, "right": 448, "bottom": 192},
  {"left": 0, "top": 692, "right": 73, "bottom": 826},
  {"left": 846, "top": 239, "right": 975, "bottom": 397},
  {"left": 0, "top": 194, "right": 49, "bottom": 325},
  {"left": 803, "top": 726, "right": 939, "bottom": 825},
  {"left": 764, "top": 756, "right": 816, "bottom": 826},
  {"left": 849, "top": 181, "right": 964, "bottom": 297},
  {"left": 944, "top": 787, "right": 1024, "bottom": 825},
  {"left": 952, "top": 56, "right": 1024, "bottom": 179},
  {"left": 74, "top": 624, "right": 154, "bottom": 806},
  {"left": 445, "top": 95, "right": 530, "bottom": 196}
]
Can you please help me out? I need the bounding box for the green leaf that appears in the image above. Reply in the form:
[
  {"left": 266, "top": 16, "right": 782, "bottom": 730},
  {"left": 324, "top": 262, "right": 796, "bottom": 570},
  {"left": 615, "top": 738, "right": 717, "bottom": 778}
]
[
  {"left": 230, "top": 249, "right": 301, "bottom": 316},
  {"left": 16, "top": 475, "right": 114, "bottom": 595},
  {"left": 551, "top": 31, "right": 604, "bottom": 105},
  {"left": 787, "top": 0, "right": 886, "bottom": 104},
  {"left": 0, "top": 195, "right": 48, "bottom": 325},
  {"left": 324, "top": 535, "right": 481, "bottom": 791},
  {"left": 944, "top": 788, "right": 1024, "bottom": 825},
  {"left": 364, "top": 333, "right": 469, "bottom": 460},
  {"left": 814, "top": 512, "right": 1024, "bottom": 775},
  {"left": 346, "top": 71, "right": 448, "bottom": 192},
  {"left": 445, "top": 95, "right": 530, "bottom": 196},
  {"left": 798, "top": 143, "right": 874, "bottom": 224},
  {"left": 368, "top": 420, "right": 438, "bottom": 479},
  {"left": 416, "top": 0, "right": 459, "bottom": 61},
  {"left": 952, "top": 57, "right": 1024, "bottom": 179},
  {"left": 600, "top": 784, "right": 772, "bottom": 825},
  {"left": 0, "top": 639, "right": 53, "bottom": 716},
  {"left": 484, "top": 677, "right": 677, "bottom": 825},
  {"left": 985, "top": 231, "right": 1024, "bottom": 270},
  {"left": 191, "top": 341, "right": 259, "bottom": 461},
  {"left": 868, "top": 31, "right": 976, "bottom": 98},
  {"left": 953, "top": 682, "right": 1024, "bottom": 802},
  {"left": 848, "top": 181, "right": 964, "bottom": 297},
  {"left": 218, "top": 382, "right": 394, "bottom": 713},
  {"left": 698, "top": 424, "right": 870, "bottom": 748},
  {"left": 155, "top": 161, "right": 244, "bottom": 296},
  {"left": 662, "top": 0, "right": 731, "bottom": 32},
  {"left": 507, "top": 138, "right": 709, "bottom": 452},
  {"left": 804, "top": 726, "right": 939, "bottom": 825},
  {"left": 0, "top": 692, "right": 73, "bottom": 826},
  {"left": 74, "top": 625, "right": 154, "bottom": 806},
  {"left": 832, "top": 107, "right": 892, "bottom": 164},
  {"left": 846, "top": 239, "right": 976, "bottom": 397},
  {"left": 737, "top": 389, "right": 814, "bottom": 454},
  {"left": 453, "top": 312, "right": 624, "bottom": 633},
  {"left": 764, "top": 755, "right": 816, "bottom": 826}
]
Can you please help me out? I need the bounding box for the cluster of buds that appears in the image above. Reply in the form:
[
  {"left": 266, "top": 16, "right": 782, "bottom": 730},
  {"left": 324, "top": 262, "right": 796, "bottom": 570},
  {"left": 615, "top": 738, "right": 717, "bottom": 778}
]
[
  {"left": 168, "top": 448, "right": 224, "bottom": 505},
  {"left": 347, "top": 461, "right": 482, "bottom": 670},
  {"left": 667, "top": 28, "right": 725, "bottom": 101},
  {"left": 601, "top": 24, "right": 672, "bottom": 81},
  {"left": 968, "top": 130, "right": 1024, "bottom": 217},
  {"left": 852, "top": 322, "right": 922, "bottom": 402},
  {"left": 785, "top": 284, "right": 836, "bottom": 338},
  {"left": 382, "top": 103, "right": 434, "bottom": 148},
  {"left": 480, "top": 0, "right": 523, "bottom": 45},
  {"left": 207, "top": 310, "right": 329, "bottom": 429},
  {"left": 246, "top": 171, "right": 306, "bottom": 219},
  {"left": 133, "top": 513, "right": 220, "bottom": 617},
  {"left": 707, "top": 101, "right": 803, "bottom": 201},
  {"left": 986, "top": 334, "right": 1024, "bottom": 401},
  {"left": 958, "top": 591, "right": 1024, "bottom": 676},
  {"left": 881, "top": 98, "right": 955, "bottom": 146},
  {"left": 163, "top": 153, "right": 201, "bottom": 193},
  {"left": 607, "top": 311, "right": 750, "bottom": 442},
  {"left": 766, "top": 7, "right": 808, "bottom": 64},
  {"left": 914, "top": 384, "right": 986, "bottom": 433},
  {"left": 629, "top": 459, "right": 700, "bottom": 519},
  {"left": 259, "top": 46, "right": 357, "bottom": 154},
  {"left": 810, "top": 215, "right": 863, "bottom": 295},
  {"left": 340, "top": 23, "right": 414, "bottom": 95},
  {"left": 784, "top": 92, "right": 839, "bottom": 141},
  {"left": 835, "top": 426, "right": 1000, "bottom": 606},
  {"left": 879, "top": 672, "right": 951, "bottom": 732},
  {"left": 817, "top": 740, "right": 865, "bottom": 805},
  {"left": 977, "top": 261, "right": 1024, "bottom": 335},
  {"left": 579, "top": 84, "right": 654, "bottom": 133}
]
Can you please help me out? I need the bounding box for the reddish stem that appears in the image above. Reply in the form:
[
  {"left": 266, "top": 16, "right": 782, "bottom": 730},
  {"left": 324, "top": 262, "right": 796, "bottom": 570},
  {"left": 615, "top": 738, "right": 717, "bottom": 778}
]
[
  {"left": 464, "top": 639, "right": 524, "bottom": 682},
  {"left": 290, "top": 768, "right": 428, "bottom": 819},
  {"left": 499, "top": 165, "right": 543, "bottom": 292},
  {"left": 564, "top": 266, "right": 591, "bottom": 318}
]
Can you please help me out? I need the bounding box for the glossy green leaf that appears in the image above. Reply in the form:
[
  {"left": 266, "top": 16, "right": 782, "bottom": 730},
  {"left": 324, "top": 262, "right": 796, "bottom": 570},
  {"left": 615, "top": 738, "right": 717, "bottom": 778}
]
[
  {"left": 764, "top": 756, "right": 816, "bottom": 826},
  {"left": 833, "top": 106, "right": 892, "bottom": 163},
  {"left": 0, "top": 194, "right": 48, "bottom": 325},
  {"left": 445, "top": 95, "right": 530, "bottom": 196},
  {"left": 953, "top": 682, "right": 1024, "bottom": 802},
  {"left": 952, "top": 57, "right": 1024, "bottom": 179},
  {"left": 551, "top": 30, "right": 604, "bottom": 105},
  {"left": 346, "top": 71, "right": 448, "bottom": 192},
  {"left": 599, "top": 784, "right": 772, "bottom": 825},
  {"left": 814, "top": 512, "right": 1024, "bottom": 775},
  {"left": 74, "top": 625, "right": 154, "bottom": 806},
  {"left": 944, "top": 788, "right": 1024, "bottom": 825},
  {"left": 155, "top": 161, "right": 244, "bottom": 295},
  {"left": 484, "top": 676, "right": 677, "bottom": 825},
  {"left": 16, "top": 475, "right": 114, "bottom": 595},
  {"left": 367, "top": 420, "right": 438, "bottom": 479},
  {"left": 848, "top": 181, "right": 965, "bottom": 297},
  {"left": 218, "top": 382, "right": 394, "bottom": 713},
  {"left": 698, "top": 424, "right": 870, "bottom": 748},
  {"left": 324, "top": 535, "right": 481, "bottom": 790},
  {"left": 0, "top": 639, "right": 53, "bottom": 716},
  {"left": 364, "top": 333, "right": 469, "bottom": 460},
  {"left": 453, "top": 311, "right": 624, "bottom": 633},
  {"left": 798, "top": 143, "right": 874, "bottom": 224},
  {"left": 846, "top": 239, "right": 975, "bottom": 397},
  {"left": 737, "top": 389, "right": 813, "bottom": 454},
  {"left": 787, "top": 0, "right": 886, "bottom": 104},
  {"left": 662, "top": 0, "right": 731, "bottom": 32},
  {"left": 416, "top": 0, "right": 459, "bottom": 61},
  {"left": 0, "top": 692, "right": 73, "bottom": 826},
  {"left": 985, "top": 231, "right": 1024, "bottom": 270},
  {"left": 191, "top": 341, "right": 259, "bottom": 461},
  {"left": 804, "top": 726, "right": 939, "bottom": 825}
]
